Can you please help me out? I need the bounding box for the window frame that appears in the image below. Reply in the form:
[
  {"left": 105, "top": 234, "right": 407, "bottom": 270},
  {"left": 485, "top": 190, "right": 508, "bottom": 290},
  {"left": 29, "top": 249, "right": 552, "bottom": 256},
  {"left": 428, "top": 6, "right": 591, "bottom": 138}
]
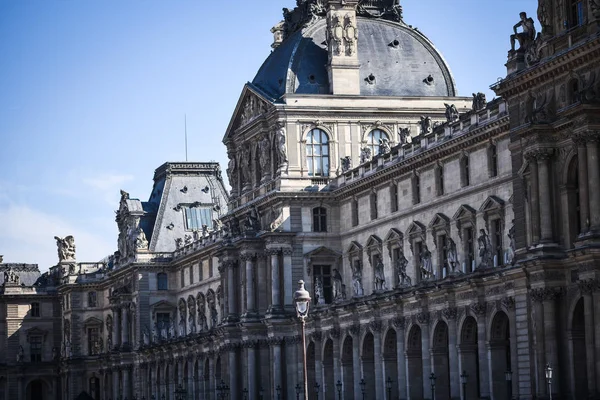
[
  {"left": 305, "top": 128, "right": 330, "bottom": 177},
  {"left": 488, "top": 143, "right": 498, "bottom": 178},
  {"left": 312, "top": 264, "right": 333, "bottom": 304},
  {"left": 312, "top": 207, "right": 328, "bottom": 233},
  {"left": 88, "top": 292, "right": 97, "bottom": 308},
  {"left": 365, "top": 129, "right": 390, "bottom": 156},
  {"left": 412, "top": 173, "right": 421, "bottom": 205},
  {"left": 182, "top": 204, "right": 213, "bottom": 231},
  {"left": 351, "top": 197, "right": 359, "bottom": 227},
  {"left": 460, "top": 153, "right": 470, "bottom": 187},
  {"left": 30, "top": 335, "right": 43, "bottom": 362},
  {"left": 157, "top": 272, "right": 168, "bottom": 291},
  {"left": 31, "top": 302, "right": 40, "bottom": 318},
  {"left": 390, "top": 182, "right": 399, "bottom": 213},
  {"left": 370, "top": 190, "right": 378, "bottom": 220}
]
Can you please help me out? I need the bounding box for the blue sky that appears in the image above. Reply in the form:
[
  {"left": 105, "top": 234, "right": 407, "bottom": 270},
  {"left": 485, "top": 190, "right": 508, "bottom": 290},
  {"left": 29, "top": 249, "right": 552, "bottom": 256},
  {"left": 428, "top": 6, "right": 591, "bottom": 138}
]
[{"left": 0, "top": 1, "right": 537, "bottom": 270}]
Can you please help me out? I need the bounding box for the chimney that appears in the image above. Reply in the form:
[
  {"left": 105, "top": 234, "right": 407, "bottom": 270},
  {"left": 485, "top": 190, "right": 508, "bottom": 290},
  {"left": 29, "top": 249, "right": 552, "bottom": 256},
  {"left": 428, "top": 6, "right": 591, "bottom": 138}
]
[{"left": 326, "top": 0, "right": 361, "bottom": 95}]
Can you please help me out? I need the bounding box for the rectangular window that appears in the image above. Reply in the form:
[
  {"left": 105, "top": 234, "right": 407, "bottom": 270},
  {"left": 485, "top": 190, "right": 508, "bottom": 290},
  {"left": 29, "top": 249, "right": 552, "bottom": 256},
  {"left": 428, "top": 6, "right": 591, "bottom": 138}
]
[
  {"left": 490, "top": 145, "right": 498, "bottom": 178},
  {"left": 31, "top": 303, "right": 40, "bottom": 317},
  {"left": 462, "top": 156, "right": 470, "bottom": 187},
  {"left": 180, "top": 269, "right": 185, "bottom": 287},
  {"left": 209, "top": 258, "right": 214, "bottom": 278},
  {"left": 438, "top": 234, "right": 448, "bottom": 275},
  {"left": 313, "top": 265, "right": 332, "bottom": 304},
  {"left": 183, "top": 205, "right": 213, "bottom": 231},
  {"left": 370, "top": 192, "right": 378, "bottom": 220},
  {"left": 492, "top": 219, "right": 503, "bottom": 265},
  {"left": 88, "top": 292, "right": 97, "bottom": 308},
  {"left": 352, "top": 199, "right": 359, "bottom": 227},
  {"left": 313, "top": 207, "right": 327, "bottom": 232},
  {"left": 568, "top": 0, "right": 584, "bottom": 27},
  {"left": 390, "top": 183, "right": 399, "bottom": 213},
  {"left": 465, "top": 227, "right": 475, "bottom": 271},
  {"left": 190, "top": 265, "right": 194, "bottom": 284},
  {"left": 156, "top": 312, "right": 171, "bottom": 329},
  {"left": 157, "top": 273, "right": 168, "bottom": 290},
  {"left": 30, "top": 336, "right": 42, "bottom": 362},
  {"left": 413, "top": 175, "right": 421, "bottom": 205},
  {"left": 414, "top": 241, "right": 423, "bottom": 281},
  {"left": 199, "top": 262, "right": 204, "bottom": 281},
  {"left": 436, "top": 165, "right": 444, "bottom": 196},
  {"left": 88, "top": 327, "right": 99, "bottom": 356}
]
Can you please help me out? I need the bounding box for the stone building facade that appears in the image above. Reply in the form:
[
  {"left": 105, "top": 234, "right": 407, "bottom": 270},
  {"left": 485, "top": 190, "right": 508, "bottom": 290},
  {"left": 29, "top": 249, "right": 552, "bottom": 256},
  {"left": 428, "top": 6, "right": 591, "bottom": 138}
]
[{"left": 2, "top": 0, "right": 600, "bottom": 399}]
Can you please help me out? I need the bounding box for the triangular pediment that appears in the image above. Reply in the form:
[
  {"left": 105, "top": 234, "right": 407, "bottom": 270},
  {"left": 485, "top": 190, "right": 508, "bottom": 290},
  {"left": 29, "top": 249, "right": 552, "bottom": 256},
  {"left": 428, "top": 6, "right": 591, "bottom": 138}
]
[
  {"left": 479, "top": 196, "right": 505, "bottom": 212},
  {"left": 428, "top": 213, "right": 450, "bottom": 229},
  {"left": 453, "top": 205, "right": 476, "bottom": 221},
  {"left": 25, "top": 326, "right": 48, "bottom": 337},
  {"left": 384, "top": 228, "right": 403, "bottom": 242},
  {"left": 347, "top": 241, "right": 363, "bottom": 254},
  {"left": 150, "top": 300, "right": 175, "bottom": 310},
  {"left": 304, "top": 246, "right": 341, "bottom": 259},
  {"left": 406, "top": 221, "right": 426, "bottom": 236},
  {"left": 366, "top": 235, "right": 383, "bottom": 248},
  {"left": 223, "top": 84, "right": 273, "bottom": 142},
  {"left": 83, "top": 317, "right": 103, "bottom": 326}
]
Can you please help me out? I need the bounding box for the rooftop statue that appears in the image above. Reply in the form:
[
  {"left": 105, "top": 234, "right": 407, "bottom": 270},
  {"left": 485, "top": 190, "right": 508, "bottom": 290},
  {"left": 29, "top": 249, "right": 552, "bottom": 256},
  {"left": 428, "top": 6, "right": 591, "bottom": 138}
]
[
  {"left": 510, "top": 12, "right": 536, "bottom": 52},
  {"left": 54, "top": 235, "right": 76, "bottom": 262}
]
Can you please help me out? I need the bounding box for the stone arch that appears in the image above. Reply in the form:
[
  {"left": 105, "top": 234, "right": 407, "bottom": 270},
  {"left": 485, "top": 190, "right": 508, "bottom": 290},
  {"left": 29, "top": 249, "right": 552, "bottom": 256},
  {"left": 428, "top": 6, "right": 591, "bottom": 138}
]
[
  {"left": 323, "top": 339, "right": 335, "bottom": 400},
  {"left": 383, "top": 327, "right": 399, "bottom": 400},
  {"left": 459, "top": 316, "right": 480, "bottom": 400},
  {"left": 406, "top": 324, "right": 423, "bottom": 400},
  {"left": 361, "top": 332, "right": 375, "bottom": 398},
  {"left": 25, "top": 378, "right": 50, "bottom": 400},
  {"left": 488, "top": 311, "right": 511, "bottom": 400},
  {"left": 570, "top": 297, "right": 589, "bottom": 399},
  {"left": 307, "top": 341, "right": 316, "bottom": 398},
  {"left": 341, "top": 335, "right": 354, "bottom": 400},
  {"left": 431, "top": 320, "right": 450, "bottom": 400}
]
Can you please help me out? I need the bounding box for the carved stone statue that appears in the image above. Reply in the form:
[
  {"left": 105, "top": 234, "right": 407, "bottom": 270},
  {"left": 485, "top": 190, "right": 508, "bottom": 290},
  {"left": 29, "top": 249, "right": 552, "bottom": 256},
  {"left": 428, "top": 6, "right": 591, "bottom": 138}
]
[
  {"left": 258, "top": 135, "right": 271, "bottom": 176},
  {"left": 143, "top": 326, "right": 150, "bottom": 346},
  {"left": 269, "top": 206, "right": 284, "bottom": 232},
  {"left": 419, "top": 116, "right": 433, "bottom": 135},
  {"left": 17, "top": 345, "right": 24, "bottom": 363},
  {"left": 241, "top": 146, "right": 252, "bottom": 185},
  {"left": 245, "top": 206, "right": 261, "bottom": 232},
  {"left": 275, "top": 123, "right": 288, "bottom": 173},
  {"left": 447, "top": 238, "right": 459, "bottom": 273},
  {"left": 373, "top": 259, "right": 387, "bottom": 291},
  {"left": 54, "top": 235, "right": 76, "bottom": 262},
  {"left": 472, "top": 93, "right": 487, "bottom": 112},
  {"left": 226, "top": 153, "right": 238, "bottom": 190},
  {"left": 175, "top": 238, "right": 183, "bottom": 249},
  {"left": 395, "top": 251, "right": 411, "bottom": 287},
  {"left": 106, "top": 316, "right": 113, "bottom": 349},
  {"left": 444, "top": 103, "right": 459, "bottom": 122},
  {"left": 340, "top": 156, "right": 352, "bottom": 173},
  {"left": 135, "top": 226, "right": 148, "bottom": 249},
  {"left": 399, "top": 127, "right": 411, "bottom": 144},
  {"left": 314, "top": 277, "right": 325, "bottom": 305},
  {"left": 168, "top": 318, "right": 175, "bottom": 339},
  {"left": 4, "top": 269, "right": 19, "bottom": 285},
  {"left": 379, "top": 138, "right": 391, "bottom": 155},
  {"left": 332, "top": 269, "right": 344, "bottom": 301},
  {"left": 206, "top": 291, "right": 218, "bottom": 329},
  {"left": 420, "top": 244, "right": 434, "bottom": 279},
  {"left": 510, "top": 12, "right": 536, "bottom": 52},
  {"left": 478, "top": 229, "right": 494, "bottom": 269},
  {"left": 197, "top": 294, "right": 207, "bottom": 332},
  {"left": 507, "top": 221, "right": 516, "bottom": 265},
  {"left": 352, "top": 261, "right": 364, "bottom": 296},
  {"left": 360, "top": 147, "right": 372, "bottom": 164}
]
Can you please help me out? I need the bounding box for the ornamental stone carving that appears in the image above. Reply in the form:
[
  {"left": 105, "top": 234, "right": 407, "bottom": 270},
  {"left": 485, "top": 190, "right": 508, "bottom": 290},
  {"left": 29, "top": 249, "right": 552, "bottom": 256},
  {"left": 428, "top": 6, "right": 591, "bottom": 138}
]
[
  {"left": 510, "top": 12, "right": 536, "bottom": 52},
  {"left": 55, "top": 235, "right": 76, "bottom": 262},
  {"left": 442, "top": 307, "right": 458, "bottom": 320},
  {"left": 444, "top": 103, "right": 459, "bottom": 122},
  {"left": 419, "top": 116, "right": 433, "bottom": 135},
  {"left": 501, "top": 296, "right": 516, "bottom": 310},
  {"left": 578, "top": 279, "right": 599, "bottom": 294},
  {"left": 416, "top": 312, "right": 430, "bottom": 324},
  {"left": 391, "top": 317, "right": 406, "bottom": 329},
  {"left": 470, "top": 302, "right": 487, "bottom": 316},
  {"left": 275, "top": 123, "right": 288, "bottom": 173},
  {"left": 343, "top": 13, "right": 358, "bottom": 56}
]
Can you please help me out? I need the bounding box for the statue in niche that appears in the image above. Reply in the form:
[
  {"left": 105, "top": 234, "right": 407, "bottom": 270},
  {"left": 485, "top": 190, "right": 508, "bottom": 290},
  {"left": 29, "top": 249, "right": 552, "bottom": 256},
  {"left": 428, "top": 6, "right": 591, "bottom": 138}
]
[
  {"left": 332, "top": 269, "right": 344, "bottom": 301},
  {"left": 55, "top": 235, "right": 76, "bottom": 262},
  {"left": 444, "top": 103, "right": 459, "bottom": 122},
  {"left": 395, "top": 250, "right": 411, "bottom": 287},
  {"left": 269, "top": 206, "right": 284, "bottom": 232},
  {"left": 510, "top": 12, "right": 536, "bottom": 52},
  {"left": 216, "top": 285, "right": 223, "bottom": 322},
  {"left": 188, "top": 314, "right": 196, "bottom": 334},
  {"left": 419, "top": 116, "right": 433, "bottom": 135},
  {"left": 151, "top": 324, "right": 158, "bottom": 343},
  {"left": 373, "top": 259, "right": 387, "bottom": 291},
  {"left": 241, "top": 146, "right": 252, "bottom": 185},
  {"left": 447, "top": 238, "right": 459, "bottom": 273},
  {"left": 226, "top": 154, "right": 238, "bottom": 189},
  {"left": 17, "top": 346, "right": 24, "bottom": 363},
  {"left": 420, "top": 244, "right": 434, "bottom": 279},
  {"left": 168, "top": 318, "right": 175, "bottom": 339},
  {"left": 478, "top": 229, "right": 493, "bottom": 269},
  {"left": 340, "top": 156, "right": 352, "bottom": 173},
  {"left": 210, "top": 304, "right": 218, "bottom": 329},
  {"left": 472, "top": 92, "right": 487, "bottom": 112},
  {"left": 399, "top": 127, "right": 411, "bottom": 144},
  {"left": 360, "top": 147, "right": 372, "bottom": 164},
  {"left": 197, "top": 294, "right": 207, "bottom": 331},
  {"left": 178, "top": 301, "right": 186, "bottom": 336},
  {"left": 379, "top": 138, "right": 391, "bottom": 155},
  {"left": 507, "top": 221, "right": 516, "bottom": 265},
  {"left": 352, "top": 260, "right": 364, "bottom": 296},
  {"left": 275, "top": 123, "right": 288, "bottom": 173},
  {"left": 258, "top": 135, "right": 271, "bottom": 176},
  {"left": 314, "top": 277, "right": 325, "bottom": 305},
  {"left": 106, "top": 317, "right": 113, "bottom": 349},
  {"left": 160, "top": 321, "right": 168, "bottom": 341}
]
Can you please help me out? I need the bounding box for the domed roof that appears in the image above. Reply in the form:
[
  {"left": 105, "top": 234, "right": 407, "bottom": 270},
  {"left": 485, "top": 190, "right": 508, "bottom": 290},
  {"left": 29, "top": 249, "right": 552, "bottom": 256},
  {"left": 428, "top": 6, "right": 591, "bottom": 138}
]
[{"left": 253, "top": 17, "right": 457, "bottom": 100}]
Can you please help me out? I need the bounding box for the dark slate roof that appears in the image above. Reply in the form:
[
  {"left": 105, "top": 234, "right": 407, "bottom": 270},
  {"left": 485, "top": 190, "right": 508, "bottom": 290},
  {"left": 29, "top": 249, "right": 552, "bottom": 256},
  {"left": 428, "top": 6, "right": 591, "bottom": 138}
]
[
  {"left": 252, "top": 17, "right": 456, "bottom": 99},
  {"left": 0, "top": 264, "right": 42, "bottom": 286}
]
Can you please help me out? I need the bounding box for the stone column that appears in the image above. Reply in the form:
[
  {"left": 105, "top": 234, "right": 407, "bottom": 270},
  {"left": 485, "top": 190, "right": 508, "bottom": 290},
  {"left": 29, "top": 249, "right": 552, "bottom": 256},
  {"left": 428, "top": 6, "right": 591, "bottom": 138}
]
[
  {"left": 226, "top": 261, "right": 238, "bottom": 320},
  {"left": 272, "top": 339, "right": 283, "bottom": 396},
  {"left": 419, "top": 314, "right": 432, "bottom": 400},
  {"left": 268, "top": 249, "right": 282, "bottom": 313},
  {"left": 112, "top": 369, "right": 119, "bottom": 400},
  {"left": 527, "top": 153, "right": 541, "bottom": 244},
  {"left": 242, "top": 253, "right": 256, "bottom": 316},
  {"left": 576, "top": 139, "right": 590, "bottom": 233},
  {"left": 352, "top": 327, "right": 362, "bottom": 400},
  {"left": 247, "top": 343, "right": 257, "bottom": 399},
  {"left": 536, "top": 150, "right": 554, "bottom": 242},
  {"left": 531, "top": 289, "right": 547, "bottom": 397},
  {"left": 112, "top": 307, "right": 120, "bottom": 349},
  {"left": 123, "top": 366, "right": 131, "bottom": 399},
  {"left": 229, "top": 347, "right": 238, "bottom": 399},
  {"left": 581, "top": 286, "right": 597, "bottom": 395},
  {"left": 593, "top": 288, "right": 600, "bottom": 387},
  {"left": 313, "top": 332, "right": 323, "bottom": 397},
  {"left": 394, "top": 319, "right": 407, "bottom": 400},
  {"left": 283, "top": 248, "right": 294, "bottom": 310},
  {"left": 121, "top": 304, "right": 130, "bottom": 349},
  {"left": 444, "top": 309, "right": 460, "bottom": 400},
  {"left": 586, "top": 136, "right": 600, "bottom": 231},
  {"left": 372, "top": 322, "right": 385, "bottom": 400},
  {"left": 472, "top": 303, "right": 490, "bottom": 399},
  {"left": 331, "top": 330, "right": 342, "bottom": 397}
]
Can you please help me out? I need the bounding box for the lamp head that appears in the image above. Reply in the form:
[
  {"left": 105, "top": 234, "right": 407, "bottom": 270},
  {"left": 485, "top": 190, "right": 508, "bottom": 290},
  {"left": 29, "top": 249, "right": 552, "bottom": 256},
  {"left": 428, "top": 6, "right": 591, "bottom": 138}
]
[
  {"left": 545, "top": 363, "right": 553, "bottom": 380},
  {"left": 294, "top": 280, "right": 311, "bottom": 317}
]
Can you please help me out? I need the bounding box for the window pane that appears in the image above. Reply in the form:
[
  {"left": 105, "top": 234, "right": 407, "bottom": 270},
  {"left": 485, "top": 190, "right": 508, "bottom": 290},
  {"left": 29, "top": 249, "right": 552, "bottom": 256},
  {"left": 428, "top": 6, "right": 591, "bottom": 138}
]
[
  {"left": 322, "top": 145, "right": 329, "bottom": 156},
  {"left": 314, "top": 146, "right": 321, "bottom": 156},
  {"left": 306, "top": 146, "right": 313, "bottom": 156}
]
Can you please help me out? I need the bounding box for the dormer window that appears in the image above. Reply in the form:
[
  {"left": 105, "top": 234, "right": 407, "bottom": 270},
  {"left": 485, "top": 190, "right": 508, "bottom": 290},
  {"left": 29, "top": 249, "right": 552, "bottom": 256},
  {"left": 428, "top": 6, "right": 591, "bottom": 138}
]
[
  {"left": 306, "top": 129, "right": 330, "bottom": 177},
  {"left": 183, "top": 205, "right": 212, "bottom": 231}
]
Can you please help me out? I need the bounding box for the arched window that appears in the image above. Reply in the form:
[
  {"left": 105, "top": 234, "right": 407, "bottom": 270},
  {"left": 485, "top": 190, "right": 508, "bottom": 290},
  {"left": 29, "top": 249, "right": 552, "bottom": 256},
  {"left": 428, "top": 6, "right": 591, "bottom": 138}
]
[
  {"left": 306, "top": 129, "right": 330, "bottom": 177},
  {"left": 157, "top": 273, "right": 168, "bottom": 291},
  {"left": 313, "top": 207, "right": 327, "bottom": 232},
  {"left": 366, "top": 129, "right": 390, "bottom": 156}
]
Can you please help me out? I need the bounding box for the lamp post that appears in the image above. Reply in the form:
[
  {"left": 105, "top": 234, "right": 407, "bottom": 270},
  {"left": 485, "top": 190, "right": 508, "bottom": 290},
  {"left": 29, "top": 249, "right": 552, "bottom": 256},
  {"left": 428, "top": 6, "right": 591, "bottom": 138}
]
[
  {"left": 336, "top": 380, "right": 342, "bottom": 400},
  {"left": 505, "top": 369, "right": 512, "bottom": 400},
  {"left": 430, "top": 373, "right": 437, "bottom": 400},
  {"left": 314, "top": 382, "right": 320, "bottom": 400},
  {"left": 359, "top": 378, "right": 366, "bottom": 400},
  {"left": 295, "top": 384, "right": 302, "bottom": 400},
  {"left": 460, "top": 371, "right": 468, "bottom": 400},
  {"left": 276, "top": 385, "right": 281, "bottom": 400},
  {"left": 294, "top": 280, "right": 311, "bottom": 400},
  {"left": 545, "top": 363, "right": 553, "bottom": 400},
  {"left": 386, "top": 377, "right": 393, "bottom": 400}
]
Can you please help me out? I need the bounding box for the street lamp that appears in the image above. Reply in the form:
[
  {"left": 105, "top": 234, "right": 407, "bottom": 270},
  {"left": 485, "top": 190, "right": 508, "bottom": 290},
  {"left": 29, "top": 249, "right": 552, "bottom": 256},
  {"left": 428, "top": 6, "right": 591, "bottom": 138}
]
[
  {"left": 545, "top": 363, "right": 553, "bottom": 400},
  {"left": 505, "top": 369, "right": 512, "bottom": 400},
  {"left": 359, "top": 379, "right": 366, "bottom": 400},
  {"left": 295, "top": 384, "right": 302, "bottom": 400},
  {"left": 386, "top": 377, "right": 393, "bottom": 400},
  {"left": 314, "top": 382, "right": 320, "bottom": 400},
  {"left": 430, "top": 373, "right": 437, "bottom": 400},
  {"left": 336, "top": 380, "right": 342, "bottom": 400},
  {"left": 294, "top": 280, "right": 311, "bottom": 400},
  {"left": 460, "top": 371, "right": 468, "bottom": 400}
]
